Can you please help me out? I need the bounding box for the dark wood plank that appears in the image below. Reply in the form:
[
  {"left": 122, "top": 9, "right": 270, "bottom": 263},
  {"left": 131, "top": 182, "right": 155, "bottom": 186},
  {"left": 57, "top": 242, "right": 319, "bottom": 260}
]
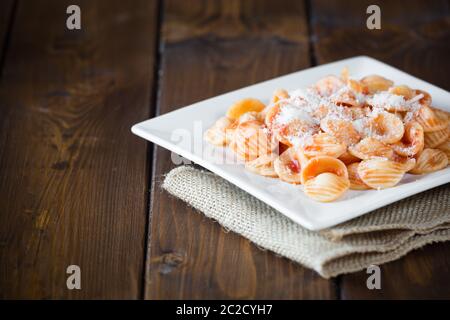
[
  {"left": 0, "top": 0, "right": 157, "bottom": 298},
  {"left": 310, "top": 0, "right": 450, "bottom": 299},
  {"left": 0, "top": 0, "right": 14, "bottom": 44},
  {"left": 146, "top": 0, "right": 336, "bottom": 299},
  {"left": 0, "top": 0, "right": 15, "bottom": 69},
  {"left": 311, "top": 0, "right": 450, "bottom": 89}
]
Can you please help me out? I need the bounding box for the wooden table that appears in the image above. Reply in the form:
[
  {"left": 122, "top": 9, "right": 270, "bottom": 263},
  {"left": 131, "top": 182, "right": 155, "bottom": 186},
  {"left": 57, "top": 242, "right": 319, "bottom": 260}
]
[{"left": 1, "top": 0, "right": 449, "bottom": 299}]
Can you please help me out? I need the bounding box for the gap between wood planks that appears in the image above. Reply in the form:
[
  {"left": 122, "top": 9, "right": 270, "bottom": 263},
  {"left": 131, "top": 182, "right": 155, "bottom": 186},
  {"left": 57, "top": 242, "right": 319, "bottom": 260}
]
[
  {"left": 141, "top": 0, "right": 164, "bottom": 300},
  {"left": 0, "top": 0, "right": 17, "bottom": 78}
]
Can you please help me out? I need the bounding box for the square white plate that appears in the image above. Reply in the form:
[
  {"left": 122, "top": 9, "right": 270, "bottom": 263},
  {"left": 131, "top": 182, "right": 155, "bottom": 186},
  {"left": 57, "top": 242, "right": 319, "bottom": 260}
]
[{"left": 132, "top": 56, "right": 450, "bottom": 231}]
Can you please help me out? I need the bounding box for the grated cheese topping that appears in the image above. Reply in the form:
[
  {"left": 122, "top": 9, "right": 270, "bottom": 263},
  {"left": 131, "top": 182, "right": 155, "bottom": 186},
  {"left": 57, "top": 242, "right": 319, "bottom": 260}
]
[
  {"left": 275, "top": 104, "right": 317, "bottom": 126},
  {"left": 268, "top": 79, "right": 430, "bottom": 148},
  {"left": 368, "top": 92, "right": 406, "bottom": 109}
]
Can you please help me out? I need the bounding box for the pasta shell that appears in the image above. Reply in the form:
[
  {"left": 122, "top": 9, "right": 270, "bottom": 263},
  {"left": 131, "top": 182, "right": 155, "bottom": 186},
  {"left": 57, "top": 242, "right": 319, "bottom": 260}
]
[
  {"left": 273, "top": 148, "right": 302, "bottom": 184},
  {"left": 424, "top": 127, "right": 450, "bottom": 148},
  {"left": 304, "top": 173, "right": 350, "bottom": 202},
  {"left": 409, "top": 148, "right": 448, "bottom": 174},
  {"left": 245, "top": 154, "right": 278, "bottom": 177},
  {"left": 360, "top": 75, "right": 393, "bottom": 94},
  {"left": 403, "top": 158, "right": 417, "bottom": 172},
  {"left": 357, "top": 159, "right": 406, "bottom": 189},
  {"left": 391, "top": 154, "right": 417, "bottom": 172},
  {"left": 389, "top": 85, "right": 414, "bottom": 100},
  {"left": 234, "top": 120, "right": 275, "bottom": 161},
  {"left": 277, "top": 119, "right": 318, "bottom": 147},
  {"left": 296, "top": 148, "right": 313, "bottom": 168},
  {"left": 224, "top": 120, "right": 238, "bottom": 146},
  {"left": 392, "top": 121, "right": 424, "bottom": 157},
  {"left": 347, "top": 78, "right": 368, "bottom": 95},
  {"left": 431, "top": 107, "right": 450, "bottom": 122},
  {"left": 368, "top": 112, "right": 404, "bottom": 143},
  {"left": 302, "top": 133, "right": 347, "bottom": 158},
  {"left": 413, "top": 89, "right": 432, "bottom": 106},
  {"left": 271, "top": 89, "right": 289, "bottom": 104},
  {"left": 313, "top": 75, "right": 345, "bottom": 97},
  {"left": 349, "top": 106, "right": 371, "bottom": 120},
  {"left": 437, "top": 139, "right": 450, "bottom": 162},
  {"left": 339, "top": 151, "right": 361, "bottom": 165},
  {"left": 204, "top": 117, "right": 234, "bottom": 146},
  {"left": 301, "top": 156, "right": 348, "bottom": 185},
  {"left": 416, "top": 105, "right": 447, "bottom": 132},
  {"left": 320, "top": 118, "right": 361, "bottom": 145},
  {"left": 347, "top": 162, "right": 370, "bottom": 190},
  {"left": 264, "top": 103, "right": 281, "bottom": 128},
  {"left": 237, "top": 111, "right": 264, "bottom": 124},
  {"left": 348, "top": 137, "right": 394, "bottom": 160},
  {"left": 332, "top": 87, "right": 361, "bottom": 107},
  {"left": 226, "top": 98, "right": 266, "bottom": 120}
]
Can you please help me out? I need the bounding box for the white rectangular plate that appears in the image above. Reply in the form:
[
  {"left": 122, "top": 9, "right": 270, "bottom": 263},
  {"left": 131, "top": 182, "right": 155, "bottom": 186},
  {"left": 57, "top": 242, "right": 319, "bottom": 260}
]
[{"left": 132, "top": 56, "right": 450, "bottom": 231}]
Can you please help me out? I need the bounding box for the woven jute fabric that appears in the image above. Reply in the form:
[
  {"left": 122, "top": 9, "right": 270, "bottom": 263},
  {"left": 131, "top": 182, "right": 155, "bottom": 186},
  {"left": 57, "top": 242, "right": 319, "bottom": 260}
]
[{"left": 162, "top": 165, "right": 450, "bottom": 278}]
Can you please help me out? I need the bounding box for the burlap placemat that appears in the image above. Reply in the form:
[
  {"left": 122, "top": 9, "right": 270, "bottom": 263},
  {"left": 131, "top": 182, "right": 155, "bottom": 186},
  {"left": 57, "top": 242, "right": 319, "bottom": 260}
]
[{"left": 162, "top": 165, "right": 450, "bottom": 278}]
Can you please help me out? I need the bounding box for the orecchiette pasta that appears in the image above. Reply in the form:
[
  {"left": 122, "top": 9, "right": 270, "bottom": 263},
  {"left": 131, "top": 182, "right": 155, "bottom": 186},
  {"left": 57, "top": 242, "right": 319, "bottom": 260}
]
[
  {"left": 245, "top": 154, "right": 278, "bottom": 177},
  {"left": 347, "top": 162, "right": 370, "bottom": 190},
  {"left": 300, "top": 156, "right": 348, "bottom": 185},
  {"left": 234, "top": 120, "right": 276, "bottom": 161},
  {"left": 437, "top": 139, "right": 450, "bottom": 162},
  {"left": 431, "top": 107, "right": 450, "bottom": 122},
  {"left": 304, "top": 173, "right": 350, "bottom": 202},
  {"left": 338, "top": 151, "right": 361, "bottom": 165},
  {"left": 348, "top": 137, "right": 394, "bottom": 160},
  {"left": 204, "top": 116, "right": 234, "bottom": 146},
  {"left": 367, "top": 112, "right": 404, "bottom": 143},
  {"left": 271, "top": 89, "right": 290, "bottom": 104},
  {"left": 357, "top": 159, "right": 406, "bottom": 189},
  {"left": 361, "top": 75, "right": 393, "bottom": 94},
  {"left": 391, "top": 121, "right": 424, "bottom": 157},
  {"left": 277, "top": 119, "right": 318, "bottom": 147},
  {"left": 205, "top": 70, "right": 449, "bottom": 202},
  {"left": 409, "top": 148, "right": 448, "bottom": 174},
  {"left": 313, "top": 75, "right": 345, "bottom": 97},
  {"left": 226, "top": 98, "right": 266, "bottom": 120},
  {"left": 416, "top": 105, "right": 447, "bottom": 132},
  {"left": 424, "top": 127, "right": 450, "bottom": 148},
  {"left": 302, "top": 133, "right": 346, "bottom": 158},
  {"left": 320, "top": 118, "right": 361, "bottom": 145},
  {"left": 389, "top": 85, "right": 414, "bottom": 100},
  {"left": 273, "top": 148, "right": 302, "bottom": 184},
  {"left": 391, "top": 154, "right": 417, "bottom": 172}
]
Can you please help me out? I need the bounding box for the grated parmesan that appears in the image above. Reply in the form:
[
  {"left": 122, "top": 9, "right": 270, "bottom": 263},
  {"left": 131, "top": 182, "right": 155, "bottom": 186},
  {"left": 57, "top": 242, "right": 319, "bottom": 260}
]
[
  {"left": 368, "top": 92, "right": 406, "bottom": 109},
  {"left": 275, "top": 104, "right": 317, "bottom": 126},
  {"left": 269, "top": 78, "right": 427, "bottom": 150}
]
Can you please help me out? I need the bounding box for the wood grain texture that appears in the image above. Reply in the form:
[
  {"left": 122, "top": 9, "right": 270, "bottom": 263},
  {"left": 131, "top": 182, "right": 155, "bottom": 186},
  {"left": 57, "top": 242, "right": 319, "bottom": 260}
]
[
  {"left": 310, "top": 0, "right": 450, "bottom": 88},
  {"left": 0, "top": 0, "right": 157, "bottom": 298},
  {"left": 310, "top": 0, "right": 450, "bottom": 299},
  {"left": 145, "top": 0, "right": 336, "bottom": 299},
  {"left": 0, "top": 0, "right": 15, "bottom": 70},
  {"left": 1, "top": 0, "right": 448, "bottom": 300},
  {"left": 0, "top": 1, "right": 14, "bottom": 42}
]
